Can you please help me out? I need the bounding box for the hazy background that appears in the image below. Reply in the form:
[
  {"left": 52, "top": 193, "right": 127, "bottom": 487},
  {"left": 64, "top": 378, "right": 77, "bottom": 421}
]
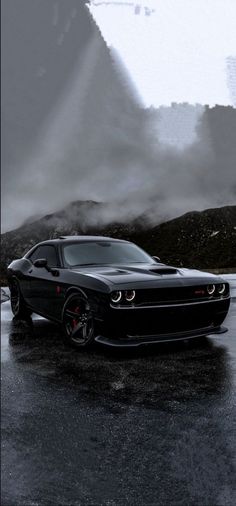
[{"left": 1, "top": 0, "right": 236, "bottom": 232}]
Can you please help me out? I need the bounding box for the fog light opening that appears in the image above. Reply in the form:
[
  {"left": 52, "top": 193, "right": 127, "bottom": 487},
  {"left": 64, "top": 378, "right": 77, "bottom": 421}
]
[
  {"left": 125, "top": 290, "right": 136, "bottom": 302},
  {"left": 111, "top": 291, "right": 122, "bottom": 303}
]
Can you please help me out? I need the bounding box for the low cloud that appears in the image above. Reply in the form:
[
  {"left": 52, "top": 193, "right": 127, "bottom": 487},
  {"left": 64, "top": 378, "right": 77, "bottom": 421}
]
[{"left": 2, "top": 4, "right": 236, "bottom": 232}]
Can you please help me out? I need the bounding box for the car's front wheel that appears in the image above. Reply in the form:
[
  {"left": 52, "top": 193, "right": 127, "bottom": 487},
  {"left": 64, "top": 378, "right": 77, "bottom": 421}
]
[
  {"left": 62, "top": 294, "right": 95, "bottom": 348},
  {"left": 10, "top": 279, "right": 32, "bottom": 319}
]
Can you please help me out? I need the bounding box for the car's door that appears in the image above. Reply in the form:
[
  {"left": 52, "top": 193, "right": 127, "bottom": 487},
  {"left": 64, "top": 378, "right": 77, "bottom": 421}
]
[{"left": 25, "top": 245, "right": 62, "bottom": 319}]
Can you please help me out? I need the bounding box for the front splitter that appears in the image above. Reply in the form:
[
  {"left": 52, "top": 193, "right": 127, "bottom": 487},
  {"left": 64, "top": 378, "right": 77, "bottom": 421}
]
[{"left": 94, "top": 326, "right": 228, "bottom": 347}]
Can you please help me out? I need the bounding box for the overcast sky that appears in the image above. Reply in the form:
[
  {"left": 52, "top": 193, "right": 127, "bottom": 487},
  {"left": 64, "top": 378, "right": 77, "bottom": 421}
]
[{"left": 88, "top": 0, "right": 236, "bottom": 107}]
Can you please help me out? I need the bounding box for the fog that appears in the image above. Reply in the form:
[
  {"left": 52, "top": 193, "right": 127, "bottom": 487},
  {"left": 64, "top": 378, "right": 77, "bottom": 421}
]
[{"left": 2, "top": 0, "right": 236, "bottom": 233}]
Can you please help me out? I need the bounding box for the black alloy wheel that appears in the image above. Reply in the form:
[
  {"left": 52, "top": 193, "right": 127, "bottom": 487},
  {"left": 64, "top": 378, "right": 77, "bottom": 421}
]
[
  {"left": 10, "top": 279, "right": 31, "bottom": 318},
  {"left": 62, "top": 294, "right": 95, "bottom": 348}
]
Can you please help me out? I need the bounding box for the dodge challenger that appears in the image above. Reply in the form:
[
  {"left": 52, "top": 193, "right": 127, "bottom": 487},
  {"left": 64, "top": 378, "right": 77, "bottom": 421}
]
[{"left": 7, "top": 236, "right": 230, "bottom": 348}]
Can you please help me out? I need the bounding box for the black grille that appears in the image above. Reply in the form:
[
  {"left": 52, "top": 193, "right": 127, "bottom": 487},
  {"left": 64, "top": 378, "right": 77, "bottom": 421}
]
[{"left": 135, "top": 284, "right": 229, "bottom": 306}]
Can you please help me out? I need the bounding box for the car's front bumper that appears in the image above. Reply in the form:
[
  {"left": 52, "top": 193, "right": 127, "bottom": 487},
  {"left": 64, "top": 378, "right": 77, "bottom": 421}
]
[
  {"left": 95, "top": 325, "right": 228, "bottom": 347},
  {"left": 95, "top": 296, "right": 230, "bottom": 347}
]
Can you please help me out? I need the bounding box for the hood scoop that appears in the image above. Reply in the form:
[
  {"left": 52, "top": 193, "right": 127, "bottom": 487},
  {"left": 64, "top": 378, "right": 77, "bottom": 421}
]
[
  {"left": 149, "top": 267, "right": 178, "bottom": 275},
  {"left": 97, "top": 269, "right": 129, "bottom": 276}
]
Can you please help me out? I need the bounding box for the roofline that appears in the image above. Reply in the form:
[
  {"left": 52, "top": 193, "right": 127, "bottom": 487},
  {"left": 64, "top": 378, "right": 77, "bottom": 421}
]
[
  {"left": 24, "top": 235, "right": 130, "bottom": 252},
  {"left": 58, "top": 235, "right": 123, "bottom": 241}
]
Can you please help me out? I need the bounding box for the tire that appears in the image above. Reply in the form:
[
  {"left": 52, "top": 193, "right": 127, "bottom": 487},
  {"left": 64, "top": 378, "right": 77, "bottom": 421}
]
[
  {"left": 10, "top": 278, "right": 32, "bottom": 319},
  {"left": 62, "top": 293, "right": 95, "bottom": 348}
]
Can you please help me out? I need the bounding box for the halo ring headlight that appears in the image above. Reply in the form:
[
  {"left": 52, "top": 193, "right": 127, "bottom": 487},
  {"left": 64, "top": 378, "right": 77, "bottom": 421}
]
[
  {"left": 218, "top": 283, "right": 226, "bottom": 295},
  {"left": 207, "top": 284, "right": 216, "bottom": 295},
  {"left": 111, "top": 291, "right": 122, "bottom": 303},
  {"left": 125, "top": 290, "right": 136, "bottom": 302}
]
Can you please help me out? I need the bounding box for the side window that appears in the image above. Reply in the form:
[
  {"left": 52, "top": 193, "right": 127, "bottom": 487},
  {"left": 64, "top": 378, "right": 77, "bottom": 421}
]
[
  {"left": 29, "top": 245, "right": 58, "bottom": 267},
  {"left": 29, "top": 247, "right": 42, "bottom": 264}
]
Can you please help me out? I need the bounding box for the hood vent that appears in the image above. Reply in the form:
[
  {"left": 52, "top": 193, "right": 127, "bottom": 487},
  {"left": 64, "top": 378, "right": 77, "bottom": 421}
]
[
  {"left": 149, "top": 268, "right": 178, "bottom": 275},
  {"left": 98, "top": 269, "right": 129, "bottom": 276}
]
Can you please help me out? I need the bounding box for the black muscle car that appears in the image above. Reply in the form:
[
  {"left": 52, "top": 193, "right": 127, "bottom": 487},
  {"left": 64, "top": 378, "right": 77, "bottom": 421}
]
[{"left": 7, "top": 236, "right": 230, "bottom": 348}]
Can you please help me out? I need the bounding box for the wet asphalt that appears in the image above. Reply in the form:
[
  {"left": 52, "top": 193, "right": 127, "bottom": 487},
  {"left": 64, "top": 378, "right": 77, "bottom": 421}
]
[{"left": 1, "top": 281, "right": 236, "bottom": 506}]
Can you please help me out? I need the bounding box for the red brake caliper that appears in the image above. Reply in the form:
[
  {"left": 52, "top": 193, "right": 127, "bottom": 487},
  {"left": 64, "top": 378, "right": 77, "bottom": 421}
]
[{"left": 73, "top": 306, "right": 80, "bottom": 329}]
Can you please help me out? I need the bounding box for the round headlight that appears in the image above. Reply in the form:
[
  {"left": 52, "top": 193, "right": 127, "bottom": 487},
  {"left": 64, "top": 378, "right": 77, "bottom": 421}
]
[
  {"left": 111, "top": 291, "right": 122, "bottom": 303},
  {"left": 217, "top": 283, "right": 226, "bottom": 295},
  {"left": 125, "top": 290, "right": 136, "bottom": 302},
  {"left": 207, "top": 284, "right": 216, "bottom": 295}
]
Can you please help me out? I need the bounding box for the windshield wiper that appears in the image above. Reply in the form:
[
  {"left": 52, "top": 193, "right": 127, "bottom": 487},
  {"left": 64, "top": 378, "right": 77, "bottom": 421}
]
[
  {"left": 71, "top": 261, "right": 150, "bottom": 267},
  {"left": 72, "top": 263, "right": 101, "bottom": 267}
]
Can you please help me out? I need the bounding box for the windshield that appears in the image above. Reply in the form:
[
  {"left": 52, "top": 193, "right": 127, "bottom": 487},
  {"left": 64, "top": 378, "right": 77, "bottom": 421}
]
[{"left": 62, "top": 241, "right": 154, "bottom": 267}]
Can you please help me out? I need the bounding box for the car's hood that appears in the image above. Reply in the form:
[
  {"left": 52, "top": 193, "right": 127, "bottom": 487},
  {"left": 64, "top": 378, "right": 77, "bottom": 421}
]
[{"left": 71, "top": 263, "right": 219, "bottom": 287}]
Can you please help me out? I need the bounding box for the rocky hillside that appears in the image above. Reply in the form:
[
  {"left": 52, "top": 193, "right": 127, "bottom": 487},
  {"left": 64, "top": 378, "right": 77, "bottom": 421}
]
[{"left": 1, "top": 202, "right": 236, "bottom": 284}]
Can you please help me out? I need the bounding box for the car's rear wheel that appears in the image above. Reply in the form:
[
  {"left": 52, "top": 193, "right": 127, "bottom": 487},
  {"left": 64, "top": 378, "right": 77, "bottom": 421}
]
[
  {"left": 62, "top": 294, "right": 95, "bottom": 348},
  {"left": 10, "top": 279, "right": 31, "bottom": 318}
]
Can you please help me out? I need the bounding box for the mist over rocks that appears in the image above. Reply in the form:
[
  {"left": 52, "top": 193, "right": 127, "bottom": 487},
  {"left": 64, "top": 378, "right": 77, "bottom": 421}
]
[
  {"left": 1, "top": 202, "right": 235, "bottom": 284},
  {"left": 2, "top": 1, "right": 236, "bottom": 233}
]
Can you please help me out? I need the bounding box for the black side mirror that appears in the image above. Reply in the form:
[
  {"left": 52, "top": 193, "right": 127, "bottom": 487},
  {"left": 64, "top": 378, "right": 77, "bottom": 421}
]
[
  {"left": 153, "top": 256, "right": 161, "bottom": 263},
  {"left": 34, "top": 258, "right": 48, "bottom": 268},
  {"left": 33, "top": 258, "right": 60, "bottom": 276}
]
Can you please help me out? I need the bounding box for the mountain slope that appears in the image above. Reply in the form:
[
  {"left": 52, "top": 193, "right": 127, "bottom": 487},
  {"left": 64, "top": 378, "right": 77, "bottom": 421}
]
[{"left": 1, "top": 203, "right": 236, "bottom": 284}]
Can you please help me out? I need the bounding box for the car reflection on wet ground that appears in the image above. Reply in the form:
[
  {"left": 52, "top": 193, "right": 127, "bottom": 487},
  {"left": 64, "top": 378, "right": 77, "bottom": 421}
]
[{"left": 1, "top": 282, "right": 236, "bottom": 506}]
